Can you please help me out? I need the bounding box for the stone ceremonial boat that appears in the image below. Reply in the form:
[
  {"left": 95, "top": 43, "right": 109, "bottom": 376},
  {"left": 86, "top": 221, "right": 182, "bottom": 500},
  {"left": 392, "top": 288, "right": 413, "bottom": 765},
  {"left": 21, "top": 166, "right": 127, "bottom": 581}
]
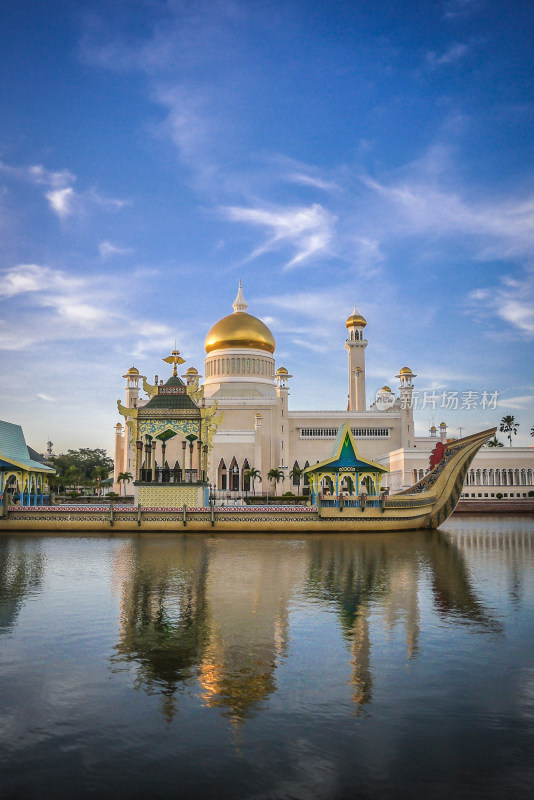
[{"left": 0, "top": 428, "right": 495, "bottom": 533}]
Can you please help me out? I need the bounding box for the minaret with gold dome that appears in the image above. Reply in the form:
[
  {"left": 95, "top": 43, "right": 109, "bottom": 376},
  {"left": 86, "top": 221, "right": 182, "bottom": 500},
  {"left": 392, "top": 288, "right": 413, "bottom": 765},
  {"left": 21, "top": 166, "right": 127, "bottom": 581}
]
[{"left": 345, "top": 304, "right": 368, "bottom": 412}]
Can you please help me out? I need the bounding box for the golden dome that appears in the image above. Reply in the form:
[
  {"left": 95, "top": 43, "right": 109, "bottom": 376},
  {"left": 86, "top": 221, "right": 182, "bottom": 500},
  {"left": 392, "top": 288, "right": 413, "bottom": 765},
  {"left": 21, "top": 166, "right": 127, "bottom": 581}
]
[
  {"left": 276, "top": 366, "right": 288, "bottom": 374},
  {"left": 381, "top": 385, "right": 392, "bottom": 393},
  {"left": 440, "top": 421, "right": 447, "bottom": 427},
  {"left": 431, "top": 425, "right": 437, "bottom": 431},
  {"left": 399, "top": 366, "right": 412, "bottom": 375},
  {"left": 346, "top": 304, "right": 367, "bottom": 328},
  {"left": 185, "top": 367, "right": 198, "bottom": 374},
  {"left": 205, "top": 282, "right": 276, "bottom": 354},
  {"left": 126, "top": 366, "right": 139, "bottom": 374}
]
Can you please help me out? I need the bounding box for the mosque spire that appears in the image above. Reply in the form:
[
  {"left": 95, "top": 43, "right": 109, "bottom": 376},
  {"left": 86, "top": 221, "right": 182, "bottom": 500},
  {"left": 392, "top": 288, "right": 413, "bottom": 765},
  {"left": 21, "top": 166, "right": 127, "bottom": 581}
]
[{"left": 233, "top": 279, "right": 248, "bottom": 313}]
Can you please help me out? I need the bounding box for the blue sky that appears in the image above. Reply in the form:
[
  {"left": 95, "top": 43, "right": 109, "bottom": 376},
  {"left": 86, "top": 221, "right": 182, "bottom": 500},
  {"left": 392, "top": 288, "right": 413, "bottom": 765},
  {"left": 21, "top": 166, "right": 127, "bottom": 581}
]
[{"left": 1, "top": 0, "right": 533, "bottom": 454}]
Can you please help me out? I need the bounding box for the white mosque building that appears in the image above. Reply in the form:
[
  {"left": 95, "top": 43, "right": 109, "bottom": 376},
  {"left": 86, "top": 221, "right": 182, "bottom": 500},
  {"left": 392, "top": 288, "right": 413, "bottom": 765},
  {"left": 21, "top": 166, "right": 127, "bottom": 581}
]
[{"left": 114, "top": 283, "right": 533, "bottom": 501}]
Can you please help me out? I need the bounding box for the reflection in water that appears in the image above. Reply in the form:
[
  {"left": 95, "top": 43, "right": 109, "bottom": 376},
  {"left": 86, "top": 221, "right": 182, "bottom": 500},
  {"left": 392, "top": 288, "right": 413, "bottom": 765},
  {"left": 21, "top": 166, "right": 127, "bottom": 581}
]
[
  {"left": 0, "top": 539, "right": 43, "bottom": 633},
  {"left": 306, "top": 531, "right": 500, "bottom": 712},
  {"left": 111, "top": 537, "right": 211, "bottom": 720},
  {"left": 197, "top": 539, "right": 304, "bottom": 723},
  {"left": 111, "top": 529, "right": 503, "bottom": 721}
]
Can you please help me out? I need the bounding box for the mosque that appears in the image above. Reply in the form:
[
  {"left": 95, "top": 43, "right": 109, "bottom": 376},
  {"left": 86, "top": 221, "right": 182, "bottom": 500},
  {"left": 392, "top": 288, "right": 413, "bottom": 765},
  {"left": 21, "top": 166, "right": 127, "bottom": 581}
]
[{"left": 114, "top": 283, "right": 534, "bottom": 504}]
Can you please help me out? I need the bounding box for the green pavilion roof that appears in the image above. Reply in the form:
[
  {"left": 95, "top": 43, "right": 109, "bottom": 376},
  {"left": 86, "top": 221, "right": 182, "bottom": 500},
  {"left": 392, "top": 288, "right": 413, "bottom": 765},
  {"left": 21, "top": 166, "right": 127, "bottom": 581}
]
[
  {"left": 0, "top": 420, "right": 55, "bottom": 473},
  {"left": 142, "top": 376, "right": 200, "bottom": 412},
  {"left": 306, "top": 421, "right": 388, "bottom": 475}
]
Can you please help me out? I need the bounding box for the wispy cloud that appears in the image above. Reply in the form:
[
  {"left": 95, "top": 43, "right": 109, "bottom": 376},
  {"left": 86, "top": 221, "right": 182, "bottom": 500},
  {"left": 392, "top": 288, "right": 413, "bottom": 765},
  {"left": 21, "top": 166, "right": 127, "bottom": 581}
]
[
  {"left": 37, "top": 393, "right": 55, "bottom": 402},
  {"left": 361, "top": 171, "right": 534, "bottom": 261},
  {"left": 499, "top": 394, "right": 534, "bottom": 410},
  {"left": 0, "top": 263, "right": 174, "bottom": 351},
  {"left": 222, "top": 203, "right": 336, "bottom": 268},
  {"left": 0, "top": 263, "right": 82, "bottom": 299},
  {"left": 426, "top": 43, "right": 469, "bottom": 68},
  {"left": 285, "top": 173, "right": 339, "bottom": 192},
  {"left": 442, "top": 0, "right": 483, "bottom": 20},
  {"left": 0, "top": 158, "right": 128, "bottom": 220},
  {"left": 468, "top": 269, "right": 534, "bottom": 337},
  {"left": 99, "top": 240, "right": 133, "bottom": 258}
]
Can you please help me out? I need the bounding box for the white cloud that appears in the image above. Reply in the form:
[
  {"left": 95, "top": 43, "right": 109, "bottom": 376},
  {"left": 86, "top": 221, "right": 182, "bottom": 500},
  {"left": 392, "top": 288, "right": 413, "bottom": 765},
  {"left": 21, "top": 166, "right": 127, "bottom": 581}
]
[
  {"left": 361, "top": 171, "right": 534, "bottom": 261},
  {"left": 0, "top": 161, "right": 74, "bottom": 189},
  {"left": 37, "top": 393, "right": 55, "bottom": 402},
  {"left": 46, "top": 187, "right": 75, "bottom": 218},
  {"left": 499, "top": 395, "right": 534, "bottom": 410},
  {"left": 468, "top": 268, "right": 534, "bottom": 337},
  {"left": 99, "top": 241, "right": 133, "bottom": 258},
  {"left": 286, "top": 173, "right": 339, "bottom": 192},
  {"left": 0, "top": 158, "right": 128, "bottom": 220},
  {"left": 0, "top": 263, "right": 177, "bottom": 351},
  {"left": 222, "top": 203, "right": 336, "bottom": 268},
  {"left": 0, "top": 264, "right": 83, "bottom": 299}
]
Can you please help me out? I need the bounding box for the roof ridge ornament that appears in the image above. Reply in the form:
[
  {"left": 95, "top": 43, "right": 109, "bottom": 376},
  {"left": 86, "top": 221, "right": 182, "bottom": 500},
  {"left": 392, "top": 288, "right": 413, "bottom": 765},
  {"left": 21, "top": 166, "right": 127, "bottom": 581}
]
[
  {"left": 162, "top": 348, "right": 186, "bottom": 377},
  {"left": 233, "top": 279, "right": 248, "bottom": 313}
]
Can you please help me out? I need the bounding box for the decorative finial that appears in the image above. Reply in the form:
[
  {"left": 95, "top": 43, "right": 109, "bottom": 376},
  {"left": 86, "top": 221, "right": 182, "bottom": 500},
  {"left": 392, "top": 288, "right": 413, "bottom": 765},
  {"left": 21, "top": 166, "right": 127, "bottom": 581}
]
[
  {"left": 233, "top": 279, "right": 248, "bottom": 313},
  {"left": 163, "top": 348, "right": 185, "bottom": 377}
]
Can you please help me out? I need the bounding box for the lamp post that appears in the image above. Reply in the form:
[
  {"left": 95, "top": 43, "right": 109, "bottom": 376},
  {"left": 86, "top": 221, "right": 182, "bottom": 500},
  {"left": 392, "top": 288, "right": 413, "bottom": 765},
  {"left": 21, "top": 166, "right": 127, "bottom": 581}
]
[
  {"left": 181, "top": 440, "right": 187, "bottom": 483},
  {"left": 203, "top": 444, "right": 208, "bottom": 482},
  {"left": 197, "top": 439, "right": 202, "bottom": 482}
]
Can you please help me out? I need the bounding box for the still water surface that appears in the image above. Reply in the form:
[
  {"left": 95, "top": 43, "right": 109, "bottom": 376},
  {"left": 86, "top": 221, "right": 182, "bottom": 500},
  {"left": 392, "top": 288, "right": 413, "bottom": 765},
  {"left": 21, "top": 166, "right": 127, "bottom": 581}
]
[{"left": 1, "top": 517, "right": 534, "bottom": 799}]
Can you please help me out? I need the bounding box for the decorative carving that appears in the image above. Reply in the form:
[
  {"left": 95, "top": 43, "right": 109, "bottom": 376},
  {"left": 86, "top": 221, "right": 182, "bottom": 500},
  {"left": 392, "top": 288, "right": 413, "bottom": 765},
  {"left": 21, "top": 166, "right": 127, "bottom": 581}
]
[
  {"left": 117, "top": 400, "right": 138, "bottom": 418},
  {"left": 142, "top": 377, "right": 158, "bottom": 399}
]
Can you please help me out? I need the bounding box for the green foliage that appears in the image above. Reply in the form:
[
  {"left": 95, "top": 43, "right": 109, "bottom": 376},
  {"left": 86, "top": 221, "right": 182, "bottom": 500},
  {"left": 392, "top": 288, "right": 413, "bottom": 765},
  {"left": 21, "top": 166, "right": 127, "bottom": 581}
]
[
  {"left": 244, "top": 467, "right": 261, "bottom": 494},
  {"left": 486, "top": 436, "right": 504, "bottom": 448},
  {"left": 51, "top": 448, "right": 113, "bottom": 480},
  {"left": 267, "top": 468, "right": 284, "bottom": 495},
  {"left": 117, "top": 471, "right": 133, "bottom": 496},
  {"left": 499, "top": 415, "right": 519, "bottom": 447},
  {"left": 528, "top": 491, "right": 534, "bottom": 498},
  {"left": 496, "top": 493, "right": 503, "bottom": 499}
]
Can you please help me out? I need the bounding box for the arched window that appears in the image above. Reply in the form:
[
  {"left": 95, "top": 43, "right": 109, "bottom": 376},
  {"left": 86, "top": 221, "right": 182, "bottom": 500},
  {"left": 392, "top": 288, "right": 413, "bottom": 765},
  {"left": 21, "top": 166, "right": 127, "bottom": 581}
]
[
  {"left": 242, "top": 459, "right": 250, "bottom": 492},
  {"left": 229, "top": 457, "right": 239, "bottom": 491},
  {"left": 218, "top": 459, "right": 227, "bottom": 491}
]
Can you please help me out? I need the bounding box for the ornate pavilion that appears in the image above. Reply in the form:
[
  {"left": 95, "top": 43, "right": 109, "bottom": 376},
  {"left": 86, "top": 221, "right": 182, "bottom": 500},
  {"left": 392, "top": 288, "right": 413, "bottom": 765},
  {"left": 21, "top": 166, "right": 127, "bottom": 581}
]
[{"left": 0, "top": 419, "right": 55, "bottom": 508}]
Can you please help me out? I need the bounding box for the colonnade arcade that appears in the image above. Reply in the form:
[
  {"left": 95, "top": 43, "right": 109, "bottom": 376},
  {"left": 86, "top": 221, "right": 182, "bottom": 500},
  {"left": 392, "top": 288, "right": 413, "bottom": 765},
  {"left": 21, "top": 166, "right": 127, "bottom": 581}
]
[
  {"left": 465, "top": 467, "right": 533, "bottom": 487},
  {"left": 1, "top": 470, "right": 49, "bottom": 506}
]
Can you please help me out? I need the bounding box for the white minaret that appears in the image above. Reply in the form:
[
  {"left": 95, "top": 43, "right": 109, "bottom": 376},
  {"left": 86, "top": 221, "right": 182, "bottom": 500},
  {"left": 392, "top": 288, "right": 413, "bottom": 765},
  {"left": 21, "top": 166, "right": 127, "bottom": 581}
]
[
  {"left": 122, "top": 366, "right": 141, "bottom": 408},
  {"left": 345, "top": 305, "right": 368, "bottom": 411},
  {"left": 396, "top": 366, "right": 417, "bottom": 448}
]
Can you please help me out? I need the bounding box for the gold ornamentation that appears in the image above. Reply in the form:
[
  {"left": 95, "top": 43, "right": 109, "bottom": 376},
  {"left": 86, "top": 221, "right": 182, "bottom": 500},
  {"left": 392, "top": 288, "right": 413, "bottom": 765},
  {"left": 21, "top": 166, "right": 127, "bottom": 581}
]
[
  {"left": 163, "top": 349, "right": 185, "bottom": 376},
  {"left": 143, "top": 377, "right": 158, "bottom": 398},
  {"left": 117, "top": 400, "right": 138, "bottom": 418},
  {"left": 187, "top": 377, "right": 204, "bottom": 404}
]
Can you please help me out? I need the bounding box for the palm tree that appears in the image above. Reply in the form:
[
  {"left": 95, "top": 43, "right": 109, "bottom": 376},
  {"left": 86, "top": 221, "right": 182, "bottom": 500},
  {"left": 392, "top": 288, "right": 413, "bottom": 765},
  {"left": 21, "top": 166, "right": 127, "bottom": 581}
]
[
  {"left": 267, "top": 467, "right": 284, "bottom": 497},
  {"left": 289, "top": 465, "right": 302, "bottom": 493},
  {"left": 117, "top": 471, "right": 133, "bottom": 496},
  {"left": 499, "top": 415, "right": 519, "bottom": 447},
  {"left": 531, "top": 425, "right": 534, "bottom": 437},
  {"left": 486, "top": 436, "right": 504, "bottom": 448},
  {"left": 244, "top": 467, "right": 261, "bottom": 495}
]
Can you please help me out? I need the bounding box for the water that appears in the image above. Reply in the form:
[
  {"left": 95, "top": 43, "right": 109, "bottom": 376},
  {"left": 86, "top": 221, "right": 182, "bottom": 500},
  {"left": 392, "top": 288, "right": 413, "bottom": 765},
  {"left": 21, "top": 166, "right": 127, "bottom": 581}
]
[{"left": 1, "top": 516, "right": 533, "bottom": 799}]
